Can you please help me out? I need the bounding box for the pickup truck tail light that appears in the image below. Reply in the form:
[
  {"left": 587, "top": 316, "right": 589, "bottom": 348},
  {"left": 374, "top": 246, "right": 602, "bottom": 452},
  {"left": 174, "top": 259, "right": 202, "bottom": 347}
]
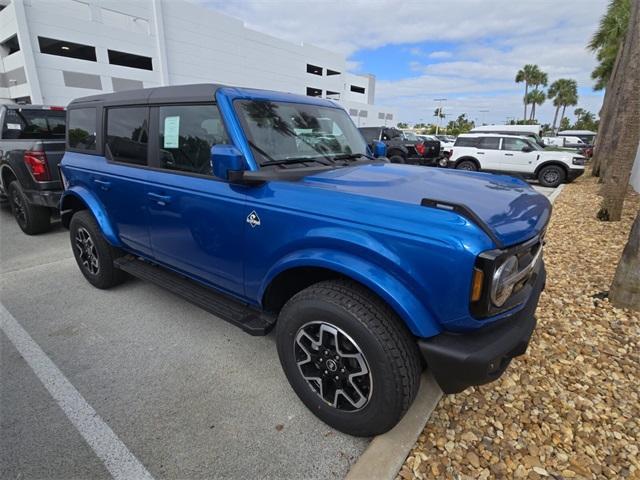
[
  {"left": 415, "top": 142, "right": 426, "bottom": 156},
  {"left": 24, "top": 150, "right": 51, "bottom": 182}
]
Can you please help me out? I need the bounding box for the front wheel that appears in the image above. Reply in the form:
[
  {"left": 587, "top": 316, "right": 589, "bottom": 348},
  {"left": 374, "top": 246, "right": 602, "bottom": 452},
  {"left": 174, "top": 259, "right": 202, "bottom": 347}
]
[
  {"left": 538, "top": 165, "right": 566, "bottom": 188},
  {"left": 276, "top": 279, "right": 422, "bottom": 436},
  {"left": 69, "top": 210, "right": 126, "bottom": 289},
  {"left": 388, "top": 154, "right": 406, "bottom": 164}
]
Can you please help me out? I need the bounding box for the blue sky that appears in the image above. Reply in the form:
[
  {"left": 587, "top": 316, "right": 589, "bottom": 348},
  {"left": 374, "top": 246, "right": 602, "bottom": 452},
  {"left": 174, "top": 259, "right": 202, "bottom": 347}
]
[{"left": 199, "top": 0, "right": 608, "bottom": 125}]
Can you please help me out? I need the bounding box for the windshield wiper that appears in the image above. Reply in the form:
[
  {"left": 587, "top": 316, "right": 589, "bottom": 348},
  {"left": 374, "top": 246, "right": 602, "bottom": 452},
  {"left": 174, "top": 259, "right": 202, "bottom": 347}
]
[
  {"left": 261, "top": 156, "right": 331, "bottom": 167},
  {"left": 331, "top": 153, "right": 376, "bottom": 162}
]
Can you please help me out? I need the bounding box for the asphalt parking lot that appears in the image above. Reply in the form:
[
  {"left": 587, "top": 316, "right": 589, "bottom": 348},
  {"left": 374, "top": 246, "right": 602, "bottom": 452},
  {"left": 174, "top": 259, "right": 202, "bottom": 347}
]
[
  {"left": 1, "top": 184, "right": 557, "bottom": 480},
  {"left": 0, "top": 204, "right": 368, "bottom": 480}
]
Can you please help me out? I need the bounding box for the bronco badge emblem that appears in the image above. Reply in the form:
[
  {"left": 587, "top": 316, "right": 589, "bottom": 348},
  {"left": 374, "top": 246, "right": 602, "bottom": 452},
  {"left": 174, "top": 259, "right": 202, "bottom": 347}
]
[{"left": 246, "top": 210, "right": 261, "bottom": 228}]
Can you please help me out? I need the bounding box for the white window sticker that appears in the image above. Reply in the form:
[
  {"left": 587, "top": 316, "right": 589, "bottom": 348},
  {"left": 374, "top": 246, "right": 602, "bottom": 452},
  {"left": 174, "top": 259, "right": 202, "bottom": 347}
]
[
  {"left": 163, "top": 116, "right": 180, "bottom": 148},
  {"left": 6, "top": 123, "right": 22, "bottom": 130}
]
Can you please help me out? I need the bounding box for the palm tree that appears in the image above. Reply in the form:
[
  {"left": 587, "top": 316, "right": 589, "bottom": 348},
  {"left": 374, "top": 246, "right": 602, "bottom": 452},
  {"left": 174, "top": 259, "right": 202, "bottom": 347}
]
[
  {"left": 548, "top": 78, "right": 577, "bottom": 130},
  {"left": 589, "top": 0, "right": 631, "bottom": 90},
  {"left": 525, "top": 90, "right": 546, "bottom": 121},
  {"left": 515, "top": 64, "right": 540, "bottom": 121},
  {"left": 559, "top": 80, "right": 578, "bottom": 127}
]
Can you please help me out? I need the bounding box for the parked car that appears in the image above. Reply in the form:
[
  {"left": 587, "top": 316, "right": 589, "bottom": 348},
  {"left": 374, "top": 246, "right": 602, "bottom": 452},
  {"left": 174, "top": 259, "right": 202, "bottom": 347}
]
[
  {"left": 435, "top": 134, "right": 456, "bottom": 143},
  {"left": 0, "top": 103, "right": 66, "bottom": 234},
  {"left": 447, "top": 133, "right": 585, "bottom": 187},
  {"left": 558, "top": 129, "right": 596, "bottom": 145},
  {"left": 419, "top": 134, "right": 454, "bottom": 156},
  {"left": 471, "top": 124, "right": 545, "bottom": 147},
  {"left": 60, "top": 84, "right": 550, "bottom": 436},
  {"left": 359, "top": 126, "right": 440, "bottom": 165}
]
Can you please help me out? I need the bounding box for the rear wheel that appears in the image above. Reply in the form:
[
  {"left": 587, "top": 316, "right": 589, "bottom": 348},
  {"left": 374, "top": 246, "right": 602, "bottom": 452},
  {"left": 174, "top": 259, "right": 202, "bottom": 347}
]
[
  {"left": 456, "top": 159, "right": 478, "bottom": 171},
  {"left": 388, "top": 154, "right": 406, "bottom": 164},
  {"left": 7, "top": 181, "right": 51, "bottom": 235},
  {"left": 538, "top": 165, "right": 566, "bottom": 188},
  {"left": 69, "top": 210, "right": 126, "bottom": 289},
  {"left": 276, "top": 279, "right": 422, "bottom": 436}
]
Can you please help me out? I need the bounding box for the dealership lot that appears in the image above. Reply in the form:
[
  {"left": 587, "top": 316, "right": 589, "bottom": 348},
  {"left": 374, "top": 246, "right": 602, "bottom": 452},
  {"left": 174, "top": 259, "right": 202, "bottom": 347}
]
[{"left": 1, "top": 184, "right": 555, "bottom": 480}]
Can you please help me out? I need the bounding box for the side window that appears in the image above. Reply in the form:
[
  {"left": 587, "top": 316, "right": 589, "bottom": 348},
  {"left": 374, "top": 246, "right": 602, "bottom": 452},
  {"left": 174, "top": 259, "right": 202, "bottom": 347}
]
[
  {"left": 477, "top": 137, "right": 500, "bottom": 150},
  {"left": 106, "top": 107, "right": 148, "bottom": 165},
  {"left": 68, "top": 108, "right": 96, "bottom": 150},
  {"left": 454, "top": 137, "right": 477, "bottom": 147},
  {"left": 158, "top": 104, "right": 229, "bottom": 175},
  {"left": 502, "top": 137, "right": 530, "bottom": 151},
  {"left": 360, "top": 128, "right": 378, "bottom": 143}
]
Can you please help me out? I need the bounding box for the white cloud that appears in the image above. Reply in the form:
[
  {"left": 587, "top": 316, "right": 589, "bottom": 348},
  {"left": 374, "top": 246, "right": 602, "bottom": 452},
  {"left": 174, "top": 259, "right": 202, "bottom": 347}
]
[{"left": 194, "top": 0, "right": 609, "bottom": 124}]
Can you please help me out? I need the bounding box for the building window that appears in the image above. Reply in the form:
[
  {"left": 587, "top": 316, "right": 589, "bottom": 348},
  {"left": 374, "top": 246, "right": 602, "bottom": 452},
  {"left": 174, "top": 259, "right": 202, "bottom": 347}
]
[
  {"left": 348, "top": 109, "right": 358, "bottom": 116},
  {"left": 358, "top": 110, "right": 368, "bottom": 118},
  {"left": 306, "top": 87, "right": 322, "bottom": 97},
  {"left": 68, "top": 108, "right": 97, "bottom": 150},
  {"left": 108, "top": 49, "right": 153, "bottom": 71},
  {"left": 112, "top": 77, "right": 144, "bottom": 92},
  {"left": 326, "top": 69, "right": 341, "bottom": 76},
  {"left": 106, "top": 107, "right": 149, "bottom": 165},
  {"left": 306, "top": 64, "right": 322, "bottom": 76},
  {"left": 386, "top": 113, "right": 393, "bottom": 120},
  {"left": 378, "top": 112, "right": 385, "bottom": 120},
  {"left": 1, "top": 35, "right": 20, "bottom": 56},
  {"left": 326, "top": 90, "right": 340, "bottom": 100},
  {"left": 158, "top": 105, "right": 229, "bottom": 175},
  {"left": 38, "top": 37, "right": 96, "bottom": 61},
  {"left": 350, "top": 85, "right": 366, "bottom": 94}
]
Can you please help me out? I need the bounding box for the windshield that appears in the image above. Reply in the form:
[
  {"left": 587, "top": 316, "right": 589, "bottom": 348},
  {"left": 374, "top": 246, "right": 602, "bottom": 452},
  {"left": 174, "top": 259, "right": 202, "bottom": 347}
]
[
  {"left": 403, "top": 131, "right": 420, "bottom": 141},
  {"left": 235, "top": 99, "right": 368, "bottom": 166},
  {"left": 2, "top": 108, "right": 66, "bottom": 140}
]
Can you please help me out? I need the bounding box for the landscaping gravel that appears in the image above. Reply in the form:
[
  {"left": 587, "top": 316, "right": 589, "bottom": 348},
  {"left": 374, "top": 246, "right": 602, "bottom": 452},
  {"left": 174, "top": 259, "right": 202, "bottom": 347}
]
[{"left": 398, "top": 175, "right": 640, "bottom": 480}]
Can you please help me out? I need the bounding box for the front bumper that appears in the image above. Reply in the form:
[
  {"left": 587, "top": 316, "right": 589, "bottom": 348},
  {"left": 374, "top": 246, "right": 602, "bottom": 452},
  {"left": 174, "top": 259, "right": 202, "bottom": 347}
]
[
  {"left": 567, "top": 168, "right": 584, "bottom": 182},
  {"left": 418, "top": 263, "right": 545, "bottom": 394}
]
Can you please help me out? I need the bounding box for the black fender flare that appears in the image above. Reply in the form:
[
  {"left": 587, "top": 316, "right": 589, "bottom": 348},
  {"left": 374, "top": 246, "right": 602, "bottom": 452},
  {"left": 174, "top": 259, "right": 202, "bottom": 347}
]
[
  {"left": 454, "top": 156, "right": 480, "bottom": 169},
  {"left": 534, "top": 161, "right": 569, "bottom": 177}
]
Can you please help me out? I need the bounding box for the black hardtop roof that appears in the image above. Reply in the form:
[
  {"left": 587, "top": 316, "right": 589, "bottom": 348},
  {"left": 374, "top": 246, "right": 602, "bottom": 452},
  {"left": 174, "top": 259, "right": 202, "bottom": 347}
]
[{"left": 67, "top": 83, "right": 224, "bottom": 108}]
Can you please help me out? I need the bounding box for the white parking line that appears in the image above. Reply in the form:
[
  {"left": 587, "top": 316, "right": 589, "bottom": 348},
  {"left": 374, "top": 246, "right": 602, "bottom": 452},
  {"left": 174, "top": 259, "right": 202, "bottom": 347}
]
[{"left": 0, "top": 303, "right": 155, "bottom": 480}]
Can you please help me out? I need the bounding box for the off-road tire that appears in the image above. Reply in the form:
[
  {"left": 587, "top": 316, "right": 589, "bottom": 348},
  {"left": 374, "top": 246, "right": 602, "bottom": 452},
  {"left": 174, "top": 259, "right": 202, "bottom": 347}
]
[
  {"left": 388, "top": 154, "right": 406, "bottom": 164},
  {"left": 7, "top": 181, "right": 51, "bottom": 235},
  {"left": 276, "top": 279, "right": 422, "bottom": 436},
  {"left": 69, "top": 210, "right": 126, "bottom": 289},
  {"left": 538, "top": 165, "right": 566, "bottom": 188}
]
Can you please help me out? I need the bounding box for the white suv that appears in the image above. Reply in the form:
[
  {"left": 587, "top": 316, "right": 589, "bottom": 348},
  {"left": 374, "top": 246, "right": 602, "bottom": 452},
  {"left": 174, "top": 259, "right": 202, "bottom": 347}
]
[{"left": 447, "top": 133, "right": 585, "bottom": 187}]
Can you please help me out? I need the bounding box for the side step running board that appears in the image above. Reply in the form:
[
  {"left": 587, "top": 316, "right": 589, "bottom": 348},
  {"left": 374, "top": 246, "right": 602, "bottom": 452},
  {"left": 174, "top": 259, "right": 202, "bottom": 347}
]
[{"left": 115, "top": 255, "right": 275, "bottom": 336}]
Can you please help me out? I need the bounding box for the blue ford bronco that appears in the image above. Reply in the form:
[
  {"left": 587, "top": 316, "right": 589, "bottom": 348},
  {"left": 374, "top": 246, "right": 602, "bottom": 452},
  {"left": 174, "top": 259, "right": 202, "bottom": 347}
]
[{"left": 59, "top": 84, "right": 550, "bottom": 436}]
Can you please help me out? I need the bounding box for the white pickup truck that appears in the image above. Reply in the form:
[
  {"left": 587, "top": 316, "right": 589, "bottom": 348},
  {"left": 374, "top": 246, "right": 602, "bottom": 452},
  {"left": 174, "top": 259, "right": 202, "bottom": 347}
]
[{"left": 447, "top": 133, "right": 585, "bottom": 187}]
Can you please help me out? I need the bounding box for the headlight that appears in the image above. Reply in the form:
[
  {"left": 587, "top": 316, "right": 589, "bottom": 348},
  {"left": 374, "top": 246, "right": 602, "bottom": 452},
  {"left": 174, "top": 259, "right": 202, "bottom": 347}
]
[
  {"left": 491, "top": 255, "right": 518, "bottom": 307},
  {"left": 572, "top": 157, "right": 585, "bottom": 165}
]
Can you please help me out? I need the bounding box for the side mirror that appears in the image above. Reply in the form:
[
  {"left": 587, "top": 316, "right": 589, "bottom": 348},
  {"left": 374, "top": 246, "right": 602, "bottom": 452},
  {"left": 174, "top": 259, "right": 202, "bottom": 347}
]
[
  {"left": 372, "top": 140, "right": 387, "bottom": 158},
  {"left": 522, "top": 146, "right": 533, "bottom": 152},
  {"left": 211, "top": 144, "right": 245, "bottom": 181}
]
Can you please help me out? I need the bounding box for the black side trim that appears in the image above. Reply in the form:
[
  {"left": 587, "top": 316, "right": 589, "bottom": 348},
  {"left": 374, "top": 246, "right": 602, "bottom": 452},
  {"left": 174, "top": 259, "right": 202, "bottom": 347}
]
[
  {"left": 115, "top": 255, "right": 276, "bottom": 335},
  {"left": 420, "top": 198, "right": 503, "bottom": 248}
]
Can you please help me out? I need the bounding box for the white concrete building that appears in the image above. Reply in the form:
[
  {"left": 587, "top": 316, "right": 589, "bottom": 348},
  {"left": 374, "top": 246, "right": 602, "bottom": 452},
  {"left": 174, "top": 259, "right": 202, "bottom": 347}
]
[{"left": 0, "top": 0, "right": 395, "bottom": 127}]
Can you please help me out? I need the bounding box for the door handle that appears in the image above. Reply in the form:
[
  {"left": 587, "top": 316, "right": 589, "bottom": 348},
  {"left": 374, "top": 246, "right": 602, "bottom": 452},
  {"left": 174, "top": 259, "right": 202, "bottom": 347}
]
[
  {"left": 93, "top": 179, "right": 111, "bottom": 190},
  {"left": 477, "top": 151, "right": 485, "bottom": 154},
  {"left": 147, "top": 192, "right": 172, "bottom": 205},
  {"left": 505, "top": 153, "right": 514, "bottom": 156}
]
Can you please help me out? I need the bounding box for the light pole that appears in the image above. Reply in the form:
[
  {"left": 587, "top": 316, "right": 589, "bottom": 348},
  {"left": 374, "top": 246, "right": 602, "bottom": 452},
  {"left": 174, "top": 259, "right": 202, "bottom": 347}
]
[
  {"left": 479, "top": 109, "right": 489, "bottom": 125},
  {"left": 434, "top": 98, "right": 447, "bottom": 135}
]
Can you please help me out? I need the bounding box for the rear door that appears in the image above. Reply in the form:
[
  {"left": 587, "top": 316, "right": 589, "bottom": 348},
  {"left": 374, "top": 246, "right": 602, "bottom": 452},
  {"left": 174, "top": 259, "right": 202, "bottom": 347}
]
[
  {"left": 475, "top": 136, "right": 502, "bottom": 170},
  {"left": 500, "top": 136, "right": 538, "bottom": 173},
  {"left": 145, "top": 103, "right": 246, "bottom": 296}
]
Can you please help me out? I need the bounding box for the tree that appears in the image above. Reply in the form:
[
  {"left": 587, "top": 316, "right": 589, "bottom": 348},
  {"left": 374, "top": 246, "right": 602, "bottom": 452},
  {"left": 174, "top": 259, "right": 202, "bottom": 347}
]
[
  {"left": 525, "top": 90, "right": 546, "bottom": 121},
  {"left": 396, "top": 122, "right": 408, "bottom": 129},
  {"left": 573, "top": 108, "right": 598, "bottom": 131},
  {"left": 597, "top": 0, "right": 640, "bottom": 221},
  {"left": 609, "top": 211, "right": 640, "bottom": 310},
  {"left": 559, "top": 117, "right": 571, "bottom": 130},
  {"left": 445, "top": 114, "right": 475, "bottom": 135},
  {"left": 589, "top": 0, "right": 631, "bottom": 90},
  {"left": 548, "top": 79, "right": 577, "bottom": 130},
  {"left": 515, "top": 64, "right": 542, "bottom": 121}
]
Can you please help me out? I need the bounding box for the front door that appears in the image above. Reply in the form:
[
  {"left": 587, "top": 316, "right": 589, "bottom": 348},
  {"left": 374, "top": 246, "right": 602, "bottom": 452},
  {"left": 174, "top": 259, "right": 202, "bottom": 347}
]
[
  {"left": 500, "top": 136, "right": 539, "bottom": 173},
  {"left": 145, "top": 103, "right": 246, "bottom": 297}
]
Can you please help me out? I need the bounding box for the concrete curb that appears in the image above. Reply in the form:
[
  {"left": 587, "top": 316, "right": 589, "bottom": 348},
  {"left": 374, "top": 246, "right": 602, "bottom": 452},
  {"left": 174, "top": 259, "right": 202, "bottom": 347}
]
[
  {"left": 547, "top": 183, "right": 566, "bottom": 204},
  {"left": 345, "top": 372, "right": 443, "bottom": 480}
]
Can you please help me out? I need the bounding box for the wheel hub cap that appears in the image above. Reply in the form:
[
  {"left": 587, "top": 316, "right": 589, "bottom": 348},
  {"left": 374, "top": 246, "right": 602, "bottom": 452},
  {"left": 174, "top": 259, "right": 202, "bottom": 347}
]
[
  {"left": 294, "top": 322, "right": 372, "bottom": 412},
  {"left": 75, "top": 227, "right": 99, "bottom": 275}
]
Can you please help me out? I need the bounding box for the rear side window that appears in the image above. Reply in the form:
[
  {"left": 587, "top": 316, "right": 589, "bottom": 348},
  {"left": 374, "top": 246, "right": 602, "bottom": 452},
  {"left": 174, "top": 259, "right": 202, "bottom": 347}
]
[
  {"left": 2, "top": 109, "right": 66, "bottom": 140},
  {"left": 454, "top": 137, "right": 478, "bottom": 147},
  {"left": 106, "top": 107, "right": 148, "bottom": 165},
  {"left": 68, "top": 108, "right": 96, "bottom": 150},
  {"left": 359, "top": 127, "right": 380, "bottom": 143},
  {"left": 158, "top": 104, "right": 229, "bottom": 175},
  {"left": 478, "top": 137, "right": 500, "bottom": 150}
]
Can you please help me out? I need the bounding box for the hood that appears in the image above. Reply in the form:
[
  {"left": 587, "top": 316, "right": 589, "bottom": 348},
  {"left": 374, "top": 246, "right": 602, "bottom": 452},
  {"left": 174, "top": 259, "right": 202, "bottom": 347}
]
[{"left": 302, "top": 163, "right": 551, "bottom": 247}]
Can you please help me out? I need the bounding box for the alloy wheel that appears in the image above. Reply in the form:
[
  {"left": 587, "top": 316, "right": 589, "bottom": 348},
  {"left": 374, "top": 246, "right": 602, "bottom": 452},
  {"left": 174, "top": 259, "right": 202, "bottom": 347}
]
[
  {"left": 543, "top": 169, "right": 560, "bottom": 185},
  {"left": 75, "top": 227, "right": 100, "bottom": 275},
  {"left": 11, "top": 190, "right": 26, "bottom": 226},
  {"left": 294, "top": 321, "right": 372, "bottom": 411}
]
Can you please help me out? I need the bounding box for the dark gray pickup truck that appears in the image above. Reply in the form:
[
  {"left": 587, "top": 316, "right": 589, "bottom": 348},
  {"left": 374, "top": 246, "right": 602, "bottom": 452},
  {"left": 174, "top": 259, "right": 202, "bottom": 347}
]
[{"left": 0, "top": 104, "right": 66, "bottom": 234}]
